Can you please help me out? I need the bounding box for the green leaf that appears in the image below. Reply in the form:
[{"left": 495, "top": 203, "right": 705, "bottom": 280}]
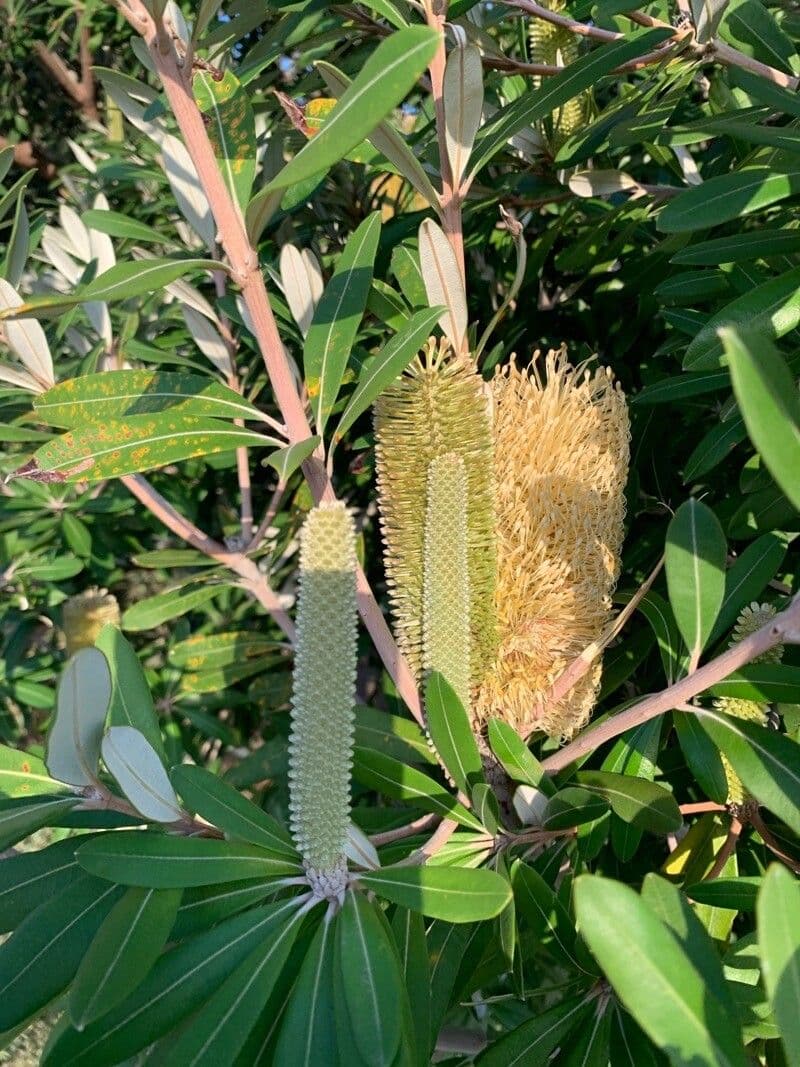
[
  {"left": 17, "top": 414, "right": 276, "bottom": 484},
  {"left": 43, "top": 898, "right": 303, "bottom": 1067},
  {"left": 665, "top": 499, "right": 727, "bottom": 663},
  {"left": 511, "top": 861, "right": 583, "bottom": 971},
  {"left": 724, "top": 1, "right": 796, "bottom": 75},
  {"left": 34, "top": 371, "right": 266, "bottom": 428},
  {"left": 158, "top": 904, "right": 305, "bottom": 1066},
  {"left": 758, "top": 864, "right": 800, "bottom": 1067},
  {"left": 305, "top": 213, "right": 380, "bottom": 433},
  {"left": 424, "top": 671, "right": 483, "bottom": 794},
  {"left": 574, "top": 876, "right": 748, "bottom": 1067},
  {"left": 95, "top": 625, "right": 167, "bottom": 763},
  {"left": 575, "top": 771, "right": 681, "bottom": 834},
  {"left": 487, "top": 718, "right": 548, "bottom": 787},
  {"left": 391, "top": 906, "right": 430, "bottom": 1063},
  {"left": 352, "top": 747, "right": 484, "bottom": 831},
  {"left": 722, "top": 328, "right": 800, "bottom": 510},
  {"left": 543, "top": 786, "right": 610, "bottom": 830},
  {"left": 683, "top": 415, "right": 747, "bottom": 481},
  {"left": 69, "top": 886, "right": 182, "bottom": 1029},
  {"left": 709, "top": 532, "right": 790, "bottom": 645},
  {"left": 671, "top": 230, "right": 800, "bottom": 266},
  {"left": 708, "top": 664, "right": 800, "bottom": 702},
  {"left": 0, "top": 795, "right": 80, "bottom": 852},
  {"left": 169, "top": 631, "right": 282, "bottom": 670},
  {"left": 0, "top": 874, "right": 123, "bottom": 1033},
  {"left": 77, "top": 831, "right": 302, "bottom": 887},
  {"left": 694, "top": 707, "right": 800, "bottom": 834},
  {"left": 354, "top": 706, "right": 436, "bottom": 765},
  {"left": 80, "top": 209, "right": 174, "bottom": 245},
  {"left": 101, "top": 727, "right": 183, "bottom": 823},
  {"left": 0, "top": 744, "right": 64, "bottom": 798},
  {"left": 46, "top": 646, "right": 112, "bottom": 787},
  {"left": 685, "top": 878, "right": 760, "bottom": 911},
  {"left": 333, "top": 306, "right": 444, "bottom": 445},
  {"left": 477, "top": 994, "right": 596, "bottom": 1067},
  {"left": 192, "top": 69, "right": 257, "bottom": 209},
  {"left": 121, "top": 583, "right": 225, "bottom": 631},
  {"left": 674, "top": 713, "right": 728, "bottom": 804},
  {"left": 0, "top": 258, "right": 224, "bottom": 319},
  {"left": 359, "top": 866, "right": 511, "bottom": 922},
  {"left": 268, "top": 27, "right": 439, "bottom": 192},
  {"left": 444, "top": 42, "right": 483, "bottom": 188},
  {"left": 273, "top": 917, "right": 337, "bottom": 1067},
  {"left": 658, "top": 162, "right": 800, "bottom": 234},
  {"left": 335, "top": 891, "right": 405, "bottom": 1066},
  {"left": 263, "top": 435, "right": 321, "bottom": 480},
  {"left": 634, "top": 590, "right": 683, "bottom": 683},
  {"left": 684, "top": 267, "right": 800, "bottom": 370},
  {"left": 0, "top": 835, "right": 88, "bottom": 932},
  {"left": 170, "top": 764, "right": 296, "bottom": 857}
]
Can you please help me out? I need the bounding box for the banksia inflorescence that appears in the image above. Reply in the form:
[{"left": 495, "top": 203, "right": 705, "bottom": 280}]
[
  {"left": 62, "top": 589, "right": 120, "bottom": 656},
  {"left": 715, "top": 603, "right": 784, "bottom": 806},
  {"left": 423, "top": 453, "right": 471, "bottom": 713},
  {"left": 529, "top": 1, "right": 591, "bottom": 152},
  {"left": 289, "top": 502, "right": 358, "bottom": 899},
  {"left": 475, "top": 349, "right": 630, "bottom": 739},
  {"left": 374, "top": 338, "right": 496, "bottom": 694}
]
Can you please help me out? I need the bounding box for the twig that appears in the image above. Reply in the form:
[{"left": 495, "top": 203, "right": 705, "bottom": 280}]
[
  {"left": 248, "top": 478, "right": 286, "bottom": 553},
  {"left": 369, "top": 812, "right": 440, "bottom": 846},
  {"left": 435, "top": 1028, "right": 488, "bottom": 1056},
  {"left": 33, "top": 26, "right": 98, "bottom": 121},
  {"left": 410, "top": 817, "right": 461, "bottom": 862},
  {"left": 750, "top": 809, "right": 800, "bottom": 875},
  {"left": 542, "top": 593, "right": 800, "bottom": 773},
  {"left": 703, "top": 815, "right": 743, "bottom": 880},
  {"left": 680, "top": 801, "right": 726, "bottom": 815}
]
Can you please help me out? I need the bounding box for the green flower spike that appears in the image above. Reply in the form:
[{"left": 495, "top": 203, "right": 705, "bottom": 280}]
[
  {"left": 423, "top": 452, "right": 471, "bottom": 714},
  {"left": 289, "top": 502, "right": 358, "bottom": 901},
  {"left": 529, "top": 0, "right": 591, "bottom": 151}
]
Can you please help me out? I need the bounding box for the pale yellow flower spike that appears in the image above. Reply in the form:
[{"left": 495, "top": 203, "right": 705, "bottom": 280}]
[
  {"left": 62, "top": 589, "right": 121, "bottom": 656},
  {"left": 474, "top": 348, "right": 630, "bottom": 739}
]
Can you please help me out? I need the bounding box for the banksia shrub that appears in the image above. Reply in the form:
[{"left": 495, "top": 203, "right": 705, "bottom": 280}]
[
  {"left": 374, "top": 338, "right": 496, "bottom": 689},
  {"left": 715, "top": 603, "right": 784, "bottom": 806},
  {"left": 423, "top": 452, "right": 471, "bottom": 712},
  {"left": 475, "top": 349, "right": 630, "bottom": 739},
  {"left": 288, "top": 502, "right": 358, "bottom": 897},
  {"left": 62, "top": 589, "right": 120, "bottom": 655},
  {"left": 529, "top": 0, "right": 591, "bottom": 151}
]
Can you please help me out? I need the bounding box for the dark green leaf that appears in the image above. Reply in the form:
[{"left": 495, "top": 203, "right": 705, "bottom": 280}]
[
  {"left": 686, "top": 877, "right": 760, "bottom": 911},
  {"left": 665, "top": 499, "right": 727, "bottom": 662},
  {"left": 487, "top": 717, "right": 547, "bottom": 786},
  {"left": 709, "top": 533, "right": 791, "bottom": 645},
  {"left": 543, "top": 786, "right": 610, "bottom": 830},
  {"left": 122, "top": 583, "right": 225, "bottom": 631},
  {"left": 658, "top": 163, "right": 800, "bottom": 234},
  {"left": 95, "top": 624, "right": 167, "bottom": 762},
  {"left": 477, "top": 994, "right": 595, "bottom": 1066},
  {"left": 758, "top": 864, "right": 800, "bottom": 1067},
  {"left": 358, "top": 865, "right": 511, "bottom": 922},
  {"left": 425, "top": 671, "right": 483, "bottom": 794},
  {"left": 273, "top": 917, "right": 337, "bottom": 1067},
  {"left": 576, "top": 771, "right": 681, "bottom": 834}
]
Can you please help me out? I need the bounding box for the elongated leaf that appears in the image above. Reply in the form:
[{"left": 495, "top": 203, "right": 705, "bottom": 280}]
[
  {"left": 0, "top": 259, "right": 223, "bottom": 319},
  {"left": 659, "top": 162, "right": 800, "bottom": 234},
  {"left": 685, "top": 878, "right": 760, "bottom": 911},
  {"left": 0, "top": 835, "right": 89, "bottom": 932},
  {"left": 444, "top": 43, "right": 483, "bottom": 187},
  {"left": 635, "top": 590, "right": 683, "bottom": 683},
  {"left": 418, "top": 218, "right": 467, "bottom": 350},
  {"left": 674, "top": 712, "right": 728, "bottom": 804},
  {"left": 0, "top": 277, "right": 54, "bottom": 388},
  {"left": 694, "top": 706, "right": 800, "bottom": 834},
  {"left": 269, "top": 27, "right": 438, "bottom": 191},
  {"left": 709, "top": 533, "right": 790, "bottom": 645},
  {"left": 576, "top": 771, "right": 681, "bottom": 834},
  {"left": 263, "top": 435, "right": 320, "bottom": 480},
  {"left": 478, "top": 994, "right": 595, "bottom": 1067},
  {"left": 101, "top": 727, "right": 183, "bottom": 823},
  {"left": 169, "top": 631, "right": 282, "bottom": 670},
  {"left": 511, "top": 861, "right": 583, "bottom": 971},
  {"left": 77, "top": 831, "right": 302, "bottom": 887},
  {"left": 336, "top": 891, "right": 405, "bottom": 1066},
  {"left": 358, "top": 865, "right": 510, "bottom": 922},
  {"left": 70, "top": 886, "right": 182, "bottom": 1029},
  {"left": 0, "top": 795, "right": 79, "bottom": 851},
  {"left": 95, "top": 625, "right": 167, "bottom": 762},
  {"left": 574, "top": 876, "right": 747, "bottom": 1067},
  {"left": 354, "top": 705, "right": 436, "bottom": 766},
  {"left": 665, "top": 499, "right": 726, "bottom": 662},
  {"left": 34, "top": 371, "right": 265, "bottom": 427},
  {"left": 758, "top": 864, "right": 800, "bottom": 1067},
  {"left": 4, "top": 197, "right": 29, "bottom": 287},
  {"left": 684, "top": 267, "right": 800, "bottom": 370},
  {"left": 193, "top": 69, "right": 256, "bottom": 209},
  {"left": 425, "top": 671, "right": 483, "bottom": 795},
  {"left": 46, "top": 646, "right": 111, "bottom": 787},
  {"left": 543, "top": 786, "right": 609, "bottom": 830},
  {"left": 80, "top": 208, "right": 172, "bottom": 245},
  {"left": 43, "top": 899, "right": 302, "bottom": 1067},
  {"left": 171, "top": 764, "right": 296, "bottom": 857},
  {"left": 672, "top": 229, "right": 800, "bottom": 267},
  {"left": 333, "top": 306, "right": 443, "bottom": 444},
  {"left": 0, "top": 744, "right": 63, "bottom": 798},
  {"left": 352, "top": 747, "right": 484, "bottom": 831},
  {"left": 487, "top": 718, "right": 547, "bottom": 787},
  {"left": 0, "top": 874, "right": 123, "bottom": 1033},
  {"left": 122, "top": 583, "right": 225, "bottom": 631},
  {"left": 159, "top": 905, "right": 305, "bottom": 1066},
  {"left": 305, "top": 212, "right": 381, "bottom": 433},
  {"left": 708, "top": 664, "right": 800, "bottom": 702},
  {"left": 722, "top": 328, "right": 800, "bottom": 510},
  {"left": 16, "top": 414, "right": 276, "bottom": 484}
]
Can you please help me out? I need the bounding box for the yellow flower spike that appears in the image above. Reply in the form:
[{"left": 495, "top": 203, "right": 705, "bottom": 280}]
[
  {"left": 289, "top": 502, "right": 358, "bottom": 898},
  {"left": 715, "top": 602, "right": 783, "bottom": 806},
  {"left": 62, "top": 589, "right": 121, "bottom": 656},
  {"left": 374, "top": 337, "right": 496, "bottom": 689},
  {"left": 529, "top": 0, "right": 591, "bottom": 153},
  {"left": 475, "top": 349, "right": 630, "bottom": 739},
  {"left": 423, "top": 452, "right": 471, "bottom": 714}
]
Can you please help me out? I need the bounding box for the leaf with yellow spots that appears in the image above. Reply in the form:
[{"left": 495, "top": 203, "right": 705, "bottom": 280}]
[
  {"left": 169, "top": 632, "right": 285, "bottom": 670},
  {"left": 34, "top": 371, "right": 270, "bottom": 428},
  {"left": 0, "top": 744, "right": 67, "bottom": 799},
  {"left": 193, "top": 69, "right": 257, "bottom": 211},
  {"left": 13, "top": 414, "right": 279, "bottom": 483}
]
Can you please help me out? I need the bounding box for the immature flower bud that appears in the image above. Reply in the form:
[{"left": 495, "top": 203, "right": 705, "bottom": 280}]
[
  {"left": 715, "top": 602, "right": 783, "bottom": 806},
  {"left": 374, "top": 338, "right": 496, "bottom": 690},
  {"left": 475, "top": 349, "right": 630, "bottom": 739},
  {"left": 423, "top": 453, "right": 471, "bottom": 713},
  {"left": 288, "top": 503, "right": 358, "bottom": 894},
  {"left": 62, "top": 589, "right": 120, "bottom": 656},
  {"left": 529, "top": 0, "right": 591, "bottom": 152}
]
